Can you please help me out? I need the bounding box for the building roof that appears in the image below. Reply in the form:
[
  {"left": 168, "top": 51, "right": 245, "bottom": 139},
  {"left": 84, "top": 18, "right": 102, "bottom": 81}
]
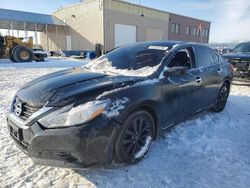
[
  {"left": 0, "top": 8, "right": 66, "bottom": 31},
  {"left": 54, "top": 0, "right": 210, "bottom": 24}
]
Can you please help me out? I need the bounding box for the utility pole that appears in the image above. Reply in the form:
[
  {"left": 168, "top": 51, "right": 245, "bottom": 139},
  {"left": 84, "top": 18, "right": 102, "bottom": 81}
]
[{"left": 139, "top": 0, "right": 141, "bottom": 5}]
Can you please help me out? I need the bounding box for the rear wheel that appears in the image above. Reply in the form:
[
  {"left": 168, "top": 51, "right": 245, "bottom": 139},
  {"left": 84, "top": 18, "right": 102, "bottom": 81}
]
[
  {"left": 212, "top": 83, "right": 230, "bottom": 112},
  {"left": 114, "top": 110, "right": 155, "bottom": 164},
  {"left": 9, "top": 53, "right": 16, "bottom": 62},
  {"left": 12, "top": 46, "right": 34, "bottom": 62}
]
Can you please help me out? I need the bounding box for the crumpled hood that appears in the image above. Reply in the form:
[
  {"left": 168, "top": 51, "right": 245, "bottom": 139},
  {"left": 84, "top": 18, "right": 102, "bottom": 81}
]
[
  {"left": 223, "top": 53, "right": 250, "bottom": 60},
  {"left": 16, "top": 67, "right": 141, "bottom": 107}
]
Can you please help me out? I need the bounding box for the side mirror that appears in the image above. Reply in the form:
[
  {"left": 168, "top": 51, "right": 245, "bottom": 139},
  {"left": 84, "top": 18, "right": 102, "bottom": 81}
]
[{"left": 163, "top": 67, "right": 187, "bottom": 78}]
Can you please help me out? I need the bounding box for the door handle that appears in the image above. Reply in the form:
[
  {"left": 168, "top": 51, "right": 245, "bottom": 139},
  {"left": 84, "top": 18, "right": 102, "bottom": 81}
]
[
  {"left": 196, "top": 77, "right": 202, "bottom": 83},
  {"left": 218, "top": 68, "right": 222, "bottom": 72}
]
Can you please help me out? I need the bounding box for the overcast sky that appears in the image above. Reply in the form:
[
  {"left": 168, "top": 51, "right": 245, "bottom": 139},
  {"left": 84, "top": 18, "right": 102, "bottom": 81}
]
[{"left": 0, "top": 0, "right": 249, "bottom": 43}]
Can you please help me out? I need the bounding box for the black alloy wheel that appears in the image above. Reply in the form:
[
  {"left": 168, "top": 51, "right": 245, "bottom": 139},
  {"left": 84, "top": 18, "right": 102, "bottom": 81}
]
[
  {"left": 115, "top": 110, "right": 155, "bottom": 164},
  {"left": 212, "top": 83, "right": 229, "bottom": 112}
]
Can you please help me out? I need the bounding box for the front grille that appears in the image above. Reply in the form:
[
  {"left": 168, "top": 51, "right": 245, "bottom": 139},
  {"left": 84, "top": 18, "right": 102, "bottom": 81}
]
[
  {"left": 13, "top": 97, "right": 41, "bottom": 120},
  {"left": 229, "top": 59, "right": 250, "bottom": 72},
  {"left": 8, "top": 120, "right": 29, "bottom": 154},
  {"left": 10, "top": 134, "right": 29, "bottom": 153}
]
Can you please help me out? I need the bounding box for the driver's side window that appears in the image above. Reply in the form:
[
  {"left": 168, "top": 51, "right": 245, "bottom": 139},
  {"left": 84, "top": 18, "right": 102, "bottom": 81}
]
[{"left": 168, "top": 48, "right": 195, "bottom": 69}]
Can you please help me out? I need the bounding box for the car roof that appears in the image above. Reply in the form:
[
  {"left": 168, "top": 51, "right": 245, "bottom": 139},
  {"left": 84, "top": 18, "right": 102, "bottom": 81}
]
[
  {"left": 128, "top": 40, "right": 182, "bottom": 47},
  {"left": 124, "top": 40, "right": 209, "bottom": 49},
  {"left": 236, "top": 42, "right": 250, "bottom": 45}
]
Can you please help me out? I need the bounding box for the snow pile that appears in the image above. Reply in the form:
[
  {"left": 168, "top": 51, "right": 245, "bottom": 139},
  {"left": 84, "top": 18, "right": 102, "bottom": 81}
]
[
  {"left": 104, "top": 97, "right": 129, "bottom": 118},
  {"left": 134, "top": 136, "right": 152, "bottom": 159},
  {"left": 33, "top": 50, "right": 48, "bottom": 55},
  {"left": 96, "top": 86, "right": 130, "bottom": 99},
  {"left": 84, "top": 57, "right": 160, "bottom": 77},
  {"left": 0, "top": 60, "right": 250, "bottom": 188}
]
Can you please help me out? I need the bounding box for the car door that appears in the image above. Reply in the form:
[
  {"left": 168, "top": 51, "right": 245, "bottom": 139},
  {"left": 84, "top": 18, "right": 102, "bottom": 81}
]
[
  {"left": 161, "top": 46, "right": 203, "bottom": 127},
  {"left": 195, "top": 46, "right": 222, "bottom": 107}
]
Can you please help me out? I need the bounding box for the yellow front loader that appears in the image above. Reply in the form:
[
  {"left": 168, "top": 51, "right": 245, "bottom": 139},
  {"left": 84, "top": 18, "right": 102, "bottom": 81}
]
[{"left": 0, "top": 35, "right": 46, "bottom": 62}]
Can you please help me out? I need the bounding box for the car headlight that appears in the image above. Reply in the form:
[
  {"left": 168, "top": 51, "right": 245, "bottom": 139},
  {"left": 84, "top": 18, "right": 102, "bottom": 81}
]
[{"left": 38, "top": 100, "right": 110, "bottom": 128}]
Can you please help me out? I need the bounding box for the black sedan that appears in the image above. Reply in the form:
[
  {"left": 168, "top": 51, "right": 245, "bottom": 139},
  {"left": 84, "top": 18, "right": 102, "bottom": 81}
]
[{"left": 7, "top": 41, "right": 233, "bottom": 168}]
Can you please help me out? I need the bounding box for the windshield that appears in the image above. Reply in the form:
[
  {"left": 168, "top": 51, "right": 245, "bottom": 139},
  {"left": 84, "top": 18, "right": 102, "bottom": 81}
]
[
  {"left": 233, "top": 43, "right": 250, "bottom": 53},
  {"left": 84, "top": 44, "right": 170, "bottom": 77}
]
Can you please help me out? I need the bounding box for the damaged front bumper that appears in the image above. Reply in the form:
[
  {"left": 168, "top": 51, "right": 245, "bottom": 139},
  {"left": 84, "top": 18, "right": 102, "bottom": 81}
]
[{"left": 7, "top": 112, "right": 119, "bottom": 168}]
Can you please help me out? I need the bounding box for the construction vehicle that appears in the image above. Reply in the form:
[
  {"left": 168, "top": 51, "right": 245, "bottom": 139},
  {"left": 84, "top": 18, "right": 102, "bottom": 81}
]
[{"left": 0, "top": 35, "right": 47, "bottom": 62}]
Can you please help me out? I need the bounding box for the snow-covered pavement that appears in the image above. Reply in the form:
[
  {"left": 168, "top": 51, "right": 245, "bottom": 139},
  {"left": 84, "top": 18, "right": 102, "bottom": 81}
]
[{"left": 0, "top": 59, "right": 250, "bottom": 188}]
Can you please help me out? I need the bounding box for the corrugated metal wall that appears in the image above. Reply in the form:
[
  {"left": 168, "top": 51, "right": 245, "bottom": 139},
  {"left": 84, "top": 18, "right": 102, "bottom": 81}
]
[
  {"left": 104, "top": 0, "right": 169, "bottom": 51},
  {"left": 41, "top": 0, "right": 211, "bottom": 52}
]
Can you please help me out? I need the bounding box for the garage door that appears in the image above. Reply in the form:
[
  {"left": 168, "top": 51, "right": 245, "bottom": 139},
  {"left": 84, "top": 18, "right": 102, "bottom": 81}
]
[
  {"left": 146, "top": 28, "right": 163, "bottom": 41},
  {"left": 115, "top": 24, "right": 136, "bottom": 48},
  {"left": 66, "top": 35, "right": 72, "bottom": 51}
]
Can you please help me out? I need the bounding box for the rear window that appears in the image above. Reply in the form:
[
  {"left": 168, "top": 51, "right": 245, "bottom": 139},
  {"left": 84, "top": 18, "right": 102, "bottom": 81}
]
[{"left": 195, "top": 47, "right": 216, "bottom": 67}]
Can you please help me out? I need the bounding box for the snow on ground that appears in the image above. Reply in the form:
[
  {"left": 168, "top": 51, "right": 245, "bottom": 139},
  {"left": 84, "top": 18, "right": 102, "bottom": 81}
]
[
  {"left": 0, "top": 59, "right": 250, "bottom": 188},
  {"left": 0, "top": 57, "right": 87, "bottom": 69}
]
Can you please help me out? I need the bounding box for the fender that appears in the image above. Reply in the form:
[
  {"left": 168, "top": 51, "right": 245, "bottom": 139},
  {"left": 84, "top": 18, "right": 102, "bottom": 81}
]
[{"left": 116, "top": 99, "right": 162, "bottom": 139}]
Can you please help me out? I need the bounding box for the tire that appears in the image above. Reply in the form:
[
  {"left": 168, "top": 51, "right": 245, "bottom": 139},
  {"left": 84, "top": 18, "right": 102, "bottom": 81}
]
[
  {"left": 9, "top": 53, "right": 17, "bottom": 62},
  {"left": 114, "top": 110, "right": 155, "bottom": 164},
  {"left": 12, "top": 46, "right": 34, "bottom": 62},
  {"left": 212, "top": 83, "right": 230, "bottom": 112},
  {"left": 0, "top": 36, "right": 4, "bottom": 58}
]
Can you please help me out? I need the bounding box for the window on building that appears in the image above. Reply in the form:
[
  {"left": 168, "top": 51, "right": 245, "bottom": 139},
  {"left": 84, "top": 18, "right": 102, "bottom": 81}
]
[
  {"left": 202, "top": 29, "right": 206, "bottom": 37},
  {"left": 196, "top": 29, "right": 200, "bottom": 36},
  {"left": 205, "top": 29, "right": 209, "bottom": 38},
  {"left": 171, "top": 23, "right": 180, "bottom": 34},
  {"left": 176, "top": 24, "right": 180, "bottom": 34},
  {"left": 171, "top": 23, "right": 175, "bottom": 33},
  {"left": 186, "top": 26, "right": 190, "bottom": 35},
  {"left": 193, "top": 27, "right": 197, "bottom": 36}
]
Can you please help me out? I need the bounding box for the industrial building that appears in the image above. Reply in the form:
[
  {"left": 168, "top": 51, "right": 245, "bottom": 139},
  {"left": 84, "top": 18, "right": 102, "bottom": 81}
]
[
  {"left": 41, "top": 0, "right": 210, "bottom": 53},
  {"left": 0, "top": 0, "right": 211, "bottom": 54}
]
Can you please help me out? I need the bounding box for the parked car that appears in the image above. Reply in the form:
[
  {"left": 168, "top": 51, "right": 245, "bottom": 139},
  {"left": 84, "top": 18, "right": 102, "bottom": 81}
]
[
  {"left": 32, "top": 48, "right": 49, "bottom": 62},
  {"left": 223, "top": 42, "right": 250, "bottom": 77},
  {"left": 214, "top": 47, "right": 232, "bottom": 55},
  {"left": 7, "top": 41, "right": 233, "bottom": 168}
]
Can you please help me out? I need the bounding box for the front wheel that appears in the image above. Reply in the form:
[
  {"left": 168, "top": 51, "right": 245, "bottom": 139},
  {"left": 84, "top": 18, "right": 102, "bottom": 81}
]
[
  {"left": 212, "top": 83, "right": 230, "bottom": 112},
  {"left": 12, "top": 46, "right": 34, "bottom": 62},
  {"left": 114, "top": 110, "right": 155, "bottom": 164},
  {"left": 9, "top": 53, "right": 17, "bottom": 62}
]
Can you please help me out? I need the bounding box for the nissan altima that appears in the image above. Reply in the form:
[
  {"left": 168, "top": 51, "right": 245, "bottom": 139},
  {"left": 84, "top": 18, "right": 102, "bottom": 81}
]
[{"left": 7, "top": 41, "right": 233, "bottom": 168}]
